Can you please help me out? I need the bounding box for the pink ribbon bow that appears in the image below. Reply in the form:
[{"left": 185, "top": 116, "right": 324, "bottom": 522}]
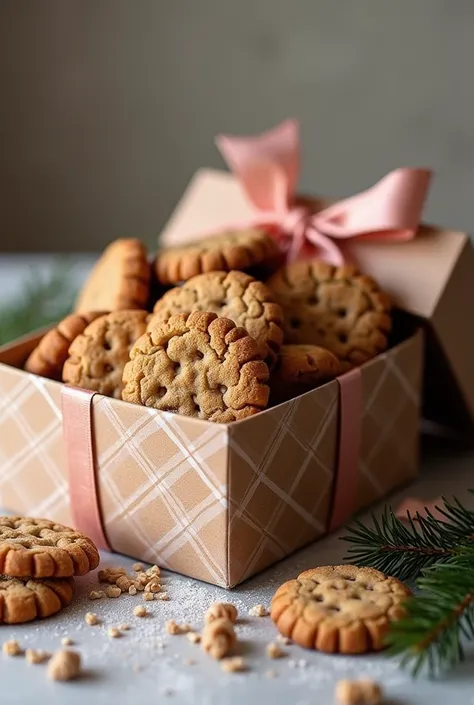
[{"left": 216, "top": 120, "right": 432, "bottom": 265}]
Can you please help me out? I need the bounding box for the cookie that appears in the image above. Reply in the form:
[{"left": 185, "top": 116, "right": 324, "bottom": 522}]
[
  {"left": 75, "top": 238, "right": 150, "bottom": 313},
  {"left": 266, "top": 260, "right": 392, "bottom": 367},
  {"left": 154, "top": 228, "right": 280, "bottom": 285},
  {"left": 270, "top": 565, "right": 411, "bottom": 654},
  {"left": 148, "top": 271, "right": 284, "bottom": 367},
  {"left": 122, "top": 311, "right": 270, "bottom": 423},
  {"left": 63, "top": 310, "right": 148, "bottom": 398},
  {"left": 24, "top": 311, "right": 107, "bottom": 381},
  {"left": 0, "top": 517, "right": 99, "bottom": 578},
  {"left": 0, "top": 575, "right": 74, "bottom": 624},
  {"left": 270, "top": 344, "right": 341, "bottom": 405}
]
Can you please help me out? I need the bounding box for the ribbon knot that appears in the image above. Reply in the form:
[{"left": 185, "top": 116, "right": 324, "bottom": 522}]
[{"left": 216, "top": 120, "right": 432, "bottom": 266}]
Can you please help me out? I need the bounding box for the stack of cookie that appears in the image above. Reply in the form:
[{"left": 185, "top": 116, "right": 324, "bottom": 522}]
[
  {"left": 0, "top": 517, "right": 99, "bottom": 624},
  {"left": 24, "top": 231, "right": 392, "bottom": 423}
]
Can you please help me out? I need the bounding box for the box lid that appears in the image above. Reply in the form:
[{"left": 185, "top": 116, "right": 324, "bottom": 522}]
[{"left": 159, "top": 167, "right": 474, "bottom": 434}]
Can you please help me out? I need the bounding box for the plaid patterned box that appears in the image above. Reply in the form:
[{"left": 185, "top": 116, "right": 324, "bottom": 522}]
[{"left": 0, "top": 327, "right": 422, "bottom": 588}]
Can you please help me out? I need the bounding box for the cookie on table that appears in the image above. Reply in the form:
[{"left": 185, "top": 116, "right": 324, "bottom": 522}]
[
  {"left": 266, "top": 260, "right": 392, "bottom": 367},
  {"left": 0, "top": 575, "right": 74, "bottom": 624},
  {"left": 75, "top": 238, "right": 150, "bottom": 313},
  {"left": 0, "top": 517, "right": 99, "bottom": 578},
  {"left": 63, "top": 310, "right": 148, "bottom": 399},
  {"left": 24, "top": 311, "right": 107, "bottom": 381},
  {"left": 270, "top": 344, "right": 341, "bottom": 405},
  {"left": 271, "top": 565, "right": 410, "bottom": 654},
  {"left": 122, "top": 311, "right": 270, "bottom": 423},
  {"left": 148, "top": 270, "right": 284, "bottom": 367},
  {"left": 154, "top": 228, "right": 280, "bottom": 285}
]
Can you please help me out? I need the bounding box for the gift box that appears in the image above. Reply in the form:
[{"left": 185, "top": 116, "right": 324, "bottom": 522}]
[{"left": 0, "top": 121, "right": 470, "bottom": 588}]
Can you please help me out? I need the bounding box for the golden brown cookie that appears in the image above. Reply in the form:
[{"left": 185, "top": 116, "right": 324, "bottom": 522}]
[
  {"left": 0, "top": 517, "right": 99, "bottom": 578},
  {"left": 270, "top": 565, "right": 411, "bottom": 654},
  {"left": 270, "top": 344, "right": 341, "bottom": 405},
  {"left": 24, "top": 311, "right": 107, "bottom": 381},
  {"left": 154, "top": 228, "right": 280, "bottom": 285},
  {"left": 266, "top": 260, "right": 392, "bottom": 367},
  {"left": 148, "top": 270, "right": 284, "bottom": 367},
  {"left": 75, "top": 238, "right": 150, "bottom": 313},
  {"left": 0, "top": 575, "right": 74, "bottom": 624},
  {"left": 63, "top": 309, "right": 148, "bottom": 399},
  {"left": 122, "top": 311, "right": 270, "bottom": 423}
]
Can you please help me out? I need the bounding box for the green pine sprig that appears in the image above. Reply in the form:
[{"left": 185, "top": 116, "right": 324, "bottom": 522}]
[
  {"left": 341, "top": 494, "right": 474, "bottom": 581},
  {"left": 388, "top": 545, "right": 474, "bottom": 677}
]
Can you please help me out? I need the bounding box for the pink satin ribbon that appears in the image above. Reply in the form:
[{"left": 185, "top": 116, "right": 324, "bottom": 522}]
[
  {"left": 395, "top": 497, "right": 449, "bottom": 523},
  {"left": 216, "top": 119, "right": 432, "bottom": 265},
  {"left": 329, "top": 368, "right": 363, "bottom": 531},
  {"left": 61, "top": 386, "right": 111, "bottom": 551}
]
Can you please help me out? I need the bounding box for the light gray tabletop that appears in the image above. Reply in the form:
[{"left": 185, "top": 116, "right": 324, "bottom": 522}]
[{"left": 1, "top": 256, "right": 473, "bottom": 704}]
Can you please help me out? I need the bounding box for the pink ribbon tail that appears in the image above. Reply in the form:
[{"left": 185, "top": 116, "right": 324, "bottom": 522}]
[
  {"left": 61, "top": 386, "right": 111, "bottom": 551},
  {"left": 329, "top": 368, "right": 363, "bottom": 531},
  {"left": 395, "top": 497, "right": 450, "bottom": 523}
]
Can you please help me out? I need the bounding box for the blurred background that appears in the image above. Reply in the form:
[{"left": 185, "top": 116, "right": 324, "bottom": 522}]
[
  {"left": 0, "top": 0, "right": 473, "bottom": 340},
  {"left": 1, "top": 0, "right": 473, "bottom": 254}
]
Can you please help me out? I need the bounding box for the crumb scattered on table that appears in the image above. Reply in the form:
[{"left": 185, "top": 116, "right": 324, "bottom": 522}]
[
  {"left": 248, "top": 604, "right": 268, "bottom": 617},
  {"left": 3, "top": 640, "right": 22, "bottom": 656}
]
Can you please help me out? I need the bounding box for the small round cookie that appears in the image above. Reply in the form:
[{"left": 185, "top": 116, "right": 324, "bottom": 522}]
[
  {"left": 75, "top": 238, "right": 150, "bottom": 313},
  {"left": 63, "top": 310, "right": 148, "bottom": 399},
  {"left": 0, "top": 575, "right": 74, "bottom": 624},
  {"left": 154, "top": 228, "right": 280, "bottom": 285},
  {"left": 271, "top": 565, "right": 411, "bottom": 654},
  {"left": 0, "top": 517, "right": 99, "bottom": 578},
  {"left": 270, "top": 344, "right": 341, "bottom": 405},
  {"left": 24, "top": 311, "right": 107, "bottom": 381},
  {"left": 266, "top": 260, "right": 392, "bottom": 367},
  {"left": 122, "top": 311, "right": 270, "bottom": 423},
  {"left": 148, "top": 271, "right": 284, "bottom": 367}
]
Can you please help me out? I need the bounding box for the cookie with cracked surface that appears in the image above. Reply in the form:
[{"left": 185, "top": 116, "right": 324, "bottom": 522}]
[
  {"left": 63, "top": 309, "right": 148, "bottom": 398},
  {"left": 266, "top": 260, "right": 392, "bottom": 367},
  {"left": 0, "top": 517, "right": 99, "bottom": 578},
  {"left": 148, "top": 270, "right": 284, "bottom": 367},
  {"left": 271, "top": 564, "right": 411, "bottom": 654},
  {"left": 75, "top": 238, "right": 150, "bottom": 313},
  {"left": 122, "top": 311, "right": 269, "bottom": 423},
  {"left": 154, "top": 228, "right": 280, "bottom": 285},
  {"left": 0, "top": 575, "right": 74, "bottom": 624},
  {"left": 24, "top": 311, "right": 107, "bottom": 381},
  {"left": 270, "top": 344, "right": 341, "bottom": 405}
]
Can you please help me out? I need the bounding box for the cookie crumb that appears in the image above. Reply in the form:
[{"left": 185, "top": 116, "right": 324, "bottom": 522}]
[
  {"left": 108, "top": 627, "right": 122, "bottom": 639},
  {"left": 106, "top": 586, "right": 122, "bottom": 598},
  {"left": 120, "top": 624, "right": 130, "bottom": 631},
  {"left": 98, "top": 567, "right": 126, "bottom": 583},
  {"left": 133, "top": 562, "right": 144, "bottom": 572},
  {"left": 220, "top": 656, "right": 247, "bottom": 673},
  {"left": 154, "top": 593, "right": 169, "bottom": 601},
  {"left": 3, "top": 640, "right": 22, "bottom": 656},
  {"left": 61, "top": 637, "right": 73, "bottom": 646},
  {"left": 25, "top": 649, "right": 50, "bottom": 664},
  {"left": 89, "top": 590, "right": 105, "bottom": 600},
  {"left": 248, "top": 604, "right": 268, "bottom": 617},
  {"left": 266, "top": 643, "right": 284, "bottom": 659},
  {"left": 85, "top": 612, "right": 100, "bottom": 626},
  {"left": 205, "top": 602, "right": 238, "bottom": 624},
  {"left": 129, "top": 585, "right": 137, "bottom": 596},
  {"left": 184, "top": 658, "right": 196, "bottom": 666},
  {"left": 146, "top": 565, "right": 161, "bottom": 578},
  {"left": 166, "top": 620, "right": 191, "bottom": 635},
  {"left": 201, "top": 619, "right": 236, "bottom": 660},
  {"left": 336, "top": 679, "right": 383, "bottom": 705},
  {"left": 134, "top": 605, "right": 147, "bottom": 618},
  {"left": 144, "top": 580, "right": 161, "bottom": 593},
  {"left": 187, "top": 632, "right": 201, "bottom": 644},
  {"left": 116, "top": 575, "right": 133, "bottom": 592},
  {"left": 265, "top": 669, "right": 278, "bottom": 679},
  {"left": 276, "top": 635, "right": 291, "bottom": 645},
  {"left": 48, "top": 650, "right": 81, "bottom": 681},
  {"left": 137, "top": 572, "right": 149, "bottom": 585}
]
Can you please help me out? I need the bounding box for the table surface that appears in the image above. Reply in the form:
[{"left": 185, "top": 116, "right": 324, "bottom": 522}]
[{"left": 1, "top": 256, "right": 474, "bottom": 705}]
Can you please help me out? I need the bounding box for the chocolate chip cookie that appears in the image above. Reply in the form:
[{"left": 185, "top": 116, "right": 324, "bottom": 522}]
[
  {"left": 24, "top": 311, "right": 107, "bottom": 381},
  {"left": 271, "top": 344, "right": 341, "bottom": 405},
  {"left": 148, "top": 270, "right": 284, "bottom": 366},
  {"left": 0, "top": 575, "right": 74, "bottom": 624},
  {"left": 266, "top": 260, "right": 392, "bottom": 367},
  {"left": 154, "top": 228, "right": 279, "bottom": 285},
  {"left": 122, "top": 311, "right": 270, "bottom": 423},
  {"left": 63, "top": 309, "right": 148, "bottom": 398},
  {"left": 75, "top": 238, "right": 150, "bottom": 313},
  {"left": 271, "top": 565, "right": 410, "bottom": 654}
]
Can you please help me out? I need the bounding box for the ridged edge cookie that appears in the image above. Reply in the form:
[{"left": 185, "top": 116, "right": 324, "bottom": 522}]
[{"left": 0, "top": 576, "right": 74, "bottom": 624}]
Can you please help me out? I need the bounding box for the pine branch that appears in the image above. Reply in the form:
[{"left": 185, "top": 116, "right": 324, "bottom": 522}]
[
  {"left": 341, "top": 497, "right": 474, "bottom": 581},
  {"left": 388, "top": 546, "right": 474, "bottom": 677}
]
